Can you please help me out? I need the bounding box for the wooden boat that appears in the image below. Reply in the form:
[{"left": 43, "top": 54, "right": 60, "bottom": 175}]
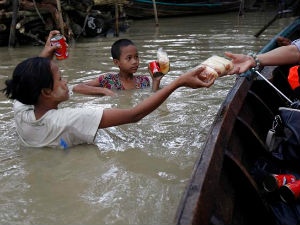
[
  {"left": 125, "top": 0, "right": 241, "bottom": 18},
  {"left": 175, "top": 17, "right": 300, "bottom": 225}
]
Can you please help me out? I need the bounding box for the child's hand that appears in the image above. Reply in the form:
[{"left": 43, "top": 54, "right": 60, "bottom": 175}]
[
  {"left": 39, "top": 30, "right": 63, "bottom": 58},
  {"left": 103, "top": 89, "right": 116, "bottom": 97},
  {"left": 148, "top": 66, "right": 165, "bottom": 81},
  {"left": 151, "top": 73, "right": 165, "bottom": 81},
  {"left": 178, "top": 66, "right": 215, "bottom": 89},
  {"left": 148, "top": 65, "right": 166, "bottom": 92}
]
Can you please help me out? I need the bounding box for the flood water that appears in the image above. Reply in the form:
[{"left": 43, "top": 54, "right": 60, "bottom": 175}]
[{"left": 0, "top": 11, "right": 297, "bottom": 225}]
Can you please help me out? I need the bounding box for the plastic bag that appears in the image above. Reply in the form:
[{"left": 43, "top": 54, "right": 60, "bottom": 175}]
[
  {"left": 266, "top": 105, "right": 300, "bottom": 161},
  {"left": 157, "top": 48, "right": 170, "bottom": 75}
]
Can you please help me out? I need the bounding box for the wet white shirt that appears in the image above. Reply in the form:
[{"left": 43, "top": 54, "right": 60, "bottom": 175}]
[{"left": 13, "top": 101, "right": 103, "bottom": 148}]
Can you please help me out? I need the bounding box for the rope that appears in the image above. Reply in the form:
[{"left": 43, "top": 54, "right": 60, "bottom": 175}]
[{"left": 252, "top": 69, "right": 293, "bottom": 104}]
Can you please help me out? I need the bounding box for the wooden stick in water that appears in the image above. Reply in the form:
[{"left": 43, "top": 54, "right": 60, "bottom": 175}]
[
  {"left": 152, "top": 0, "right": 159, "bottom": 26},
  {"left": 115, "top": 3, "right": 119, "bottom": 37},
  {"left": 56, "top": 0, "right": 65, "bottom": 36},
  {"left": 8, "top": 0, "right": 19, "bottom": 47}
]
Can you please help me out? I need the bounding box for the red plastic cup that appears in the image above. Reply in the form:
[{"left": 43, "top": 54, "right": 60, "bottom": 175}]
[
  {"left": 149, "top": 61, "right": 163, "bottom": 77},
  {"left": 263, "top": 174, "right": 296, "bottom": 192},
  {"left": 280, "top": 180, "right": 300, "bottom": 203}
]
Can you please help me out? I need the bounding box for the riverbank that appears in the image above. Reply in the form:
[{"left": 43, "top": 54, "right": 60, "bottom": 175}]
[
  {"left": 0, "top": 0, "right": 130, "bottom": 46},
  {"left": 1, "top": 0, "right": 295, "bottom": 47}
]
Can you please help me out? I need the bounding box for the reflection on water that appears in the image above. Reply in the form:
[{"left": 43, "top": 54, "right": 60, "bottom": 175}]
[{"left": 0, "top": 11, "right": 297, "bottom": 224}]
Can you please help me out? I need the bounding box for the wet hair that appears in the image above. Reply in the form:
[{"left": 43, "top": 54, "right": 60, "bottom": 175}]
[
  {"left": 2, "top": 57, "right": 54, "bottom": 105},
  {"left": 111, "top": 39, "right": 135, "bottom": 60}
]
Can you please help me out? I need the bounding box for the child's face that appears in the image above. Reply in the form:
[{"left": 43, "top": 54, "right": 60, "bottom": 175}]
[
  {"left": 50, "top": 62, "right": 69, "bottom": 102},
  {"left": 115, "top": 45, "right": 139, "bottom": 74}
]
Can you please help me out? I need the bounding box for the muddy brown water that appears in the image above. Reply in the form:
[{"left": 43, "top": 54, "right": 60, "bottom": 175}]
[{"left": 0, "top": 11, "right": 296, "bottom": 225}]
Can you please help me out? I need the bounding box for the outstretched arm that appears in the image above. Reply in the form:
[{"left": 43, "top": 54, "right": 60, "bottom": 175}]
[
  {"left": 225, "top": 45, "right": 300, "bottom": 75},
  {"left": 257, "top": 45, "right": 300, "bottom": 66},
  {"left": 99, "top": 66, "right": 215, "bottom": 128},
  {"left": 72, "top": 78, "right": 115, "bottom": 96}
]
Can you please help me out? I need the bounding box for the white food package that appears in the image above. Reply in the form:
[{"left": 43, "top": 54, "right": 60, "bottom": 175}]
[
  {"left": 157, "top": 48, "right": 170, "bottom": 75},
  {"left": 200, "top": 55, "right": 234, "bottom": 78}
]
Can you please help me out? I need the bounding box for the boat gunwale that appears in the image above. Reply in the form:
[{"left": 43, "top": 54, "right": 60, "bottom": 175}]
[
  {"left": 175, "top": 16, "right": 300, "bottom": 225},
  {"left": 124, "top": 0, "right": 241, "bottom": 18}
]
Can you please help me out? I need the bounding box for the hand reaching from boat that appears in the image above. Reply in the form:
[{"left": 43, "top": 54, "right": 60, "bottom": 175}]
[
  {"left": 225, "top": 43, "right": 300, "bottom": 75},
  {"left": 224, "top": 52, "right": 256, "bottom": 75}
]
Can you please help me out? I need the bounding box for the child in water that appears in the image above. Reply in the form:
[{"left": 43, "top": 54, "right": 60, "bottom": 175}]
[
  {"left": 2, "top": 30, "right": 215, "bottom": 148},
  {"left": 72, "top": 39, "right": 164, "bottom": 96}
]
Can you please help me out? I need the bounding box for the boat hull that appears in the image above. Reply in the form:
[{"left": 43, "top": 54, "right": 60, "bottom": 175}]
[
  {"left": 175, "top": 18, "right": 300, "bottom": 225},
  {"left": 125, "top": 0, "right": 241, "bottom": 18}
]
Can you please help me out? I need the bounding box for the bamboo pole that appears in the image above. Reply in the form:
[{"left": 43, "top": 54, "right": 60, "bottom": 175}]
[
  {"left": 239, "top": 0, "right": 244, "bottom": 16},
  {"left": 56, "top": 0, "right": 64, "bottom": 36},
  {"left": 152, "top": 0, "right": 159, "bottom": 26},
  {"left": 1, "top": 10, "right": 41, "bottom": 19},
  {"left": 115, "top": 3, "right": 119, "bottom": 37},
  {"left": 8, "top": 0, "right": 19, "bottom": 47},
  {"left": 254, "top": 13, "right": 279, "bottom": 37}
]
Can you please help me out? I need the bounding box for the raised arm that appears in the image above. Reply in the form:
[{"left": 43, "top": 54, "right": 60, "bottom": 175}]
[
  {"left": 151, "top": 73, "right": 163, "bottom": 91},
  {"left": 39, "top": 30, "right": 61, "bottom": 59},
  {"left": 148, "top": 65, "right": 166, "bottom": 92},
  {"left": 99, "top": 66, "right": 215, "bottom": 128},
  {"left": 225, "top": 44, "right": 300, "bottom": 75}
]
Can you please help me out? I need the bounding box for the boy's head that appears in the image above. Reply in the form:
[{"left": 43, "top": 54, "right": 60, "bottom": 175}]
[
  {"left": 3, "top": 57, "right": 54, "bottom": 105},
  {"left": 111, "top": 39, "right": 135, "bottom": 60},
  {"left": 111, "top": 39, "right": 139, "bottom": 74}
]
